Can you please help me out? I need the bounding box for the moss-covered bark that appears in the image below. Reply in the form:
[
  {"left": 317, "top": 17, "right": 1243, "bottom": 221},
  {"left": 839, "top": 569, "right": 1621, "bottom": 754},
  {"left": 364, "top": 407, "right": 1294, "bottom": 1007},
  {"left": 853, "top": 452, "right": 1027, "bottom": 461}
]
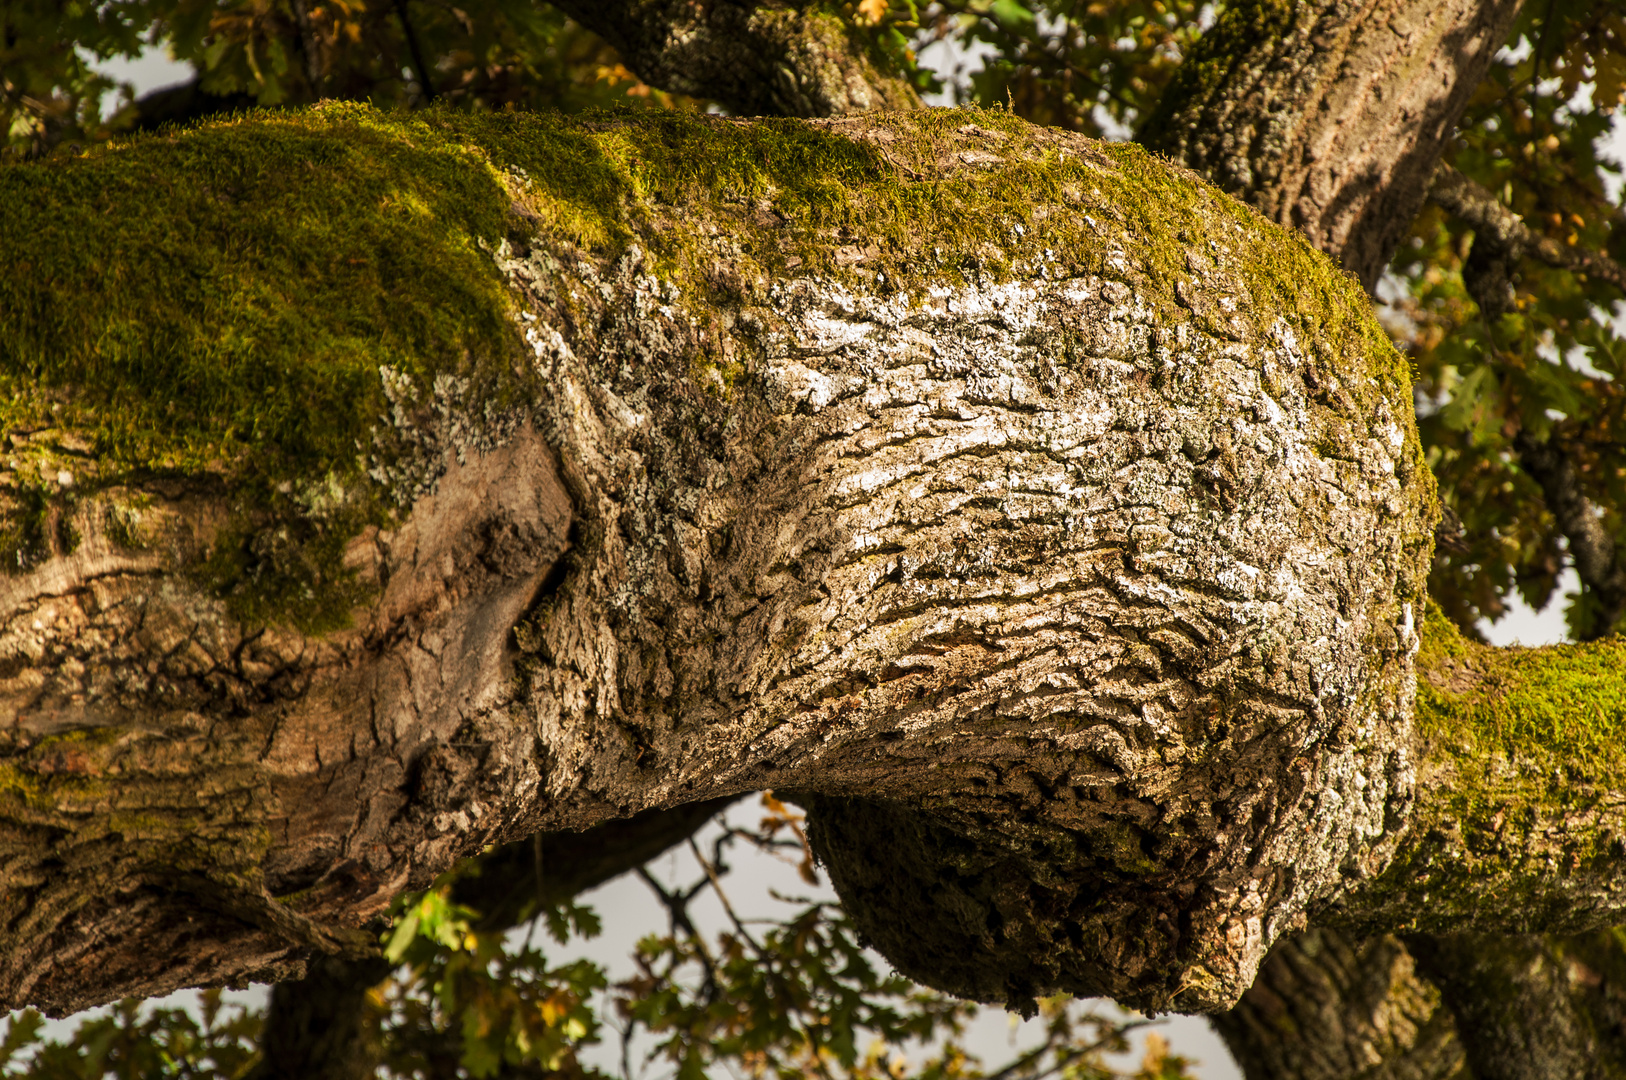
[
  {"left": 1335, "top": 608, "right": 1626, "bottom": 936},
  {"left": 0, "top": 105, "right": 1441, "bottom": 1014}
]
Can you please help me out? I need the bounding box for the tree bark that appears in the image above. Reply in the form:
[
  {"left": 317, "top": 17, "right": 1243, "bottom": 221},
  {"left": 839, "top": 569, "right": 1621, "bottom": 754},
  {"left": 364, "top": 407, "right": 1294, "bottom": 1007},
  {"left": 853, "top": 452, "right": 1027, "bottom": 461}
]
[
  {"left": 1140, "top": 0, "right": 1523, "bottom": 291},
  {"left": 1405, "top": 932, "right": 1622, "bottom": 1080},
  {"left": 547, "top": 0, "right": 921, "bottom": 117},
  {"left": 1211, "top": 927, "right": 1465, "bottom": 1080},
  {"left": 1, "top": 105, "right": 1445, "bottom": 1015},
  {"left": 248, "top": 953, "right": 393, "bottom": 1080}
]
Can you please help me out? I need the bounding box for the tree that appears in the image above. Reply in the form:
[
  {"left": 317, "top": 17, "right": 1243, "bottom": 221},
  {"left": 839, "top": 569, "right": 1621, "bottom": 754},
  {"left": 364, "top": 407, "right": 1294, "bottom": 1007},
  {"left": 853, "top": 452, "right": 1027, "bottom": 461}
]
[{"left": 3, "top": 0, "right": 1626, "bottom": 1077}]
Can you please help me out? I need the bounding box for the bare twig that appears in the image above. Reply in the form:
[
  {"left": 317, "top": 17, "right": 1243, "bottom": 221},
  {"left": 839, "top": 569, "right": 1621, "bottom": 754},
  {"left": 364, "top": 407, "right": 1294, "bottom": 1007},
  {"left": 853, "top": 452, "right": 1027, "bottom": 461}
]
[
  {"left": 391, "top": 0, "right": 438, "bottom": 104},
  {"left": 636, "top": 866, "right": 719, "bottom": 995}
]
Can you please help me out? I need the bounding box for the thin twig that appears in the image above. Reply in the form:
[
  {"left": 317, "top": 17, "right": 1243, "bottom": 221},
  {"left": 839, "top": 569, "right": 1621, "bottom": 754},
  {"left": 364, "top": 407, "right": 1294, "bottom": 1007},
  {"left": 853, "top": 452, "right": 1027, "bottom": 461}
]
[
  {"left": 688, "top": 838, "right": 837, "bottom": 1080},
  {"left": 636, "top": 866, "right": 719, "bottom": 995}
]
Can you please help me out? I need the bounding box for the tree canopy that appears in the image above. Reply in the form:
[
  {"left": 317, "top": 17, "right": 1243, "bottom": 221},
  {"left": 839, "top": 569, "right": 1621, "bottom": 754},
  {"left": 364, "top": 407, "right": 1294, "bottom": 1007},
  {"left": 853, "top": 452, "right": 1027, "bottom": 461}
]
[{"left": 5, "top": 1, "right": 1626, "bottom": 1078}]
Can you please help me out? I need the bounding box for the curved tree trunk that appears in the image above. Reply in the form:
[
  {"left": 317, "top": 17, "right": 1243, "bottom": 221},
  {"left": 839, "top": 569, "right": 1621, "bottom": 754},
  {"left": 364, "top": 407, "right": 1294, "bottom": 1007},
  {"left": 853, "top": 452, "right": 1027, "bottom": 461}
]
[{"left": 1, "top": 104, "right": 1443, "bottom": 1015}]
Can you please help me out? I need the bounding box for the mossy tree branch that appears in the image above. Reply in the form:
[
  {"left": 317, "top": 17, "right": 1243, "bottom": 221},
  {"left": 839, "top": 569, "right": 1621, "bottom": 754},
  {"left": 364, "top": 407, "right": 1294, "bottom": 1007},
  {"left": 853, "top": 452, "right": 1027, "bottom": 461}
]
[
  {"left": 1338, "top": 609, "right": 1626, "bottom": 936},
  {"left": 4, "top": 95, "right": 1626, "bottom": 1035},
  {"left": 1, "top": 104, "right": 1437, "bottom": 1015}
]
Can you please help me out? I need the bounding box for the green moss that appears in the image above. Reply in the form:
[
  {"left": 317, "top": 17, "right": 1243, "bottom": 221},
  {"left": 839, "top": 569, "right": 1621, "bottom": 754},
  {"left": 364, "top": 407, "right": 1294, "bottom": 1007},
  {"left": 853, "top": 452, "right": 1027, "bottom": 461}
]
[
  {"left": 1353, "top": 606, "right": 1626, "bottom": 930},
  {"left": 1415, "top": 603, "right": 1626, "bottom": 773},
  {"left": 103, "top": 493, "right": 152, "bottom": 550},
  {"left": 0, "top": 481, "right": 50, "bottom": 570},
  {"left": 2, "top": 101, "right": 1407, "bottom": 628}
]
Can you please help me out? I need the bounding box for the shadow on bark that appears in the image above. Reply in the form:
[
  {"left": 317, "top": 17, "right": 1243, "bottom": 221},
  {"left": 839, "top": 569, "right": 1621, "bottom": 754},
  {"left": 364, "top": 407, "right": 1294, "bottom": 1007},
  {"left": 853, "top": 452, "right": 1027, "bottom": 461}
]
[{"left": 1217, "top": 926, "right": 1626, "bottom": 1080}]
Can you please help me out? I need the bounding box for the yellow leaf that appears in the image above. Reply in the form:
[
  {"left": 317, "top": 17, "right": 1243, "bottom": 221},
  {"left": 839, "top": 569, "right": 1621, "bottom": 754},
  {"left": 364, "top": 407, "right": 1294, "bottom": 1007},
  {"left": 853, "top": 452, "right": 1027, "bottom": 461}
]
[{"left": 857, "top": 0, "right": 888, "bottom": 24}]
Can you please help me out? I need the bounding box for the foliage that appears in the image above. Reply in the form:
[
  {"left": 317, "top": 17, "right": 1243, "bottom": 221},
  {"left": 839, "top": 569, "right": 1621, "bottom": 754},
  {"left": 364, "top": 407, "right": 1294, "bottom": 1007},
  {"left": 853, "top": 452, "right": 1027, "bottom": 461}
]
[
  {"left": 378, "top": 886, "right": 607, "bottom": 1077},
  {"left": 2, "top": 0, "right": 685, "bottom": 156},
  {"left": 0, "top": 992, "right": 261, "bottom": 1078},
  {"left": 1388, "top": 0, "right": 1626, "bottom": 640},
  {"left": 0, "top": 799, "right": 1197, "bottom": 1080},
  {"left": 917, "top": 0, "right": 1207, "bottom": 137}
]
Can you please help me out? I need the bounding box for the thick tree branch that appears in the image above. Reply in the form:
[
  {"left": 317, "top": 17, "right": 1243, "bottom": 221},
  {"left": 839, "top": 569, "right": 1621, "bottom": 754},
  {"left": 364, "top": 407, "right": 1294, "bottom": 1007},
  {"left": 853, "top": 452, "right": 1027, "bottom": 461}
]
[
  {"left": 1341, "top": 608, "right": 1626, "bottom": 936},
  {"left": 1141, "top": 0, "right": 1523, "bottom": 291},
  {"left": 0, "top": 108, "right": 1435, "bottom": 1014},
  {"left": 1407, "top": 932, "right": 1618, "bottom": 1080},
  {"left": 548, "top": 0, "right": 921, "bottom": 117}
]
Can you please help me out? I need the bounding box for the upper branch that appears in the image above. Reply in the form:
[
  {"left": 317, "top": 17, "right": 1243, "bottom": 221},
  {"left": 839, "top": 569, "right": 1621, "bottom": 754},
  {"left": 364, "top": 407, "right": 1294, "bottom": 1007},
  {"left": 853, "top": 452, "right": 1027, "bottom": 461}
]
[
  {"left": 1429, "top": 162, "right": 1626, "bottom": 312},
  {"left": 548, "top": 0, "right": 922, "bottom": 117},
  {"left": 1140, "top": 0, "right": 1523, "bottom": 291}
]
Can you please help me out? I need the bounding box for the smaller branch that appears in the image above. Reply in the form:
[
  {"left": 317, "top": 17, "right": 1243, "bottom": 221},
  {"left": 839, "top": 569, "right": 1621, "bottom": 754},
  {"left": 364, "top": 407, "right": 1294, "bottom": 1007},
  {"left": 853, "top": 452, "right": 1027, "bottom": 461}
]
[
  {"left": 550, "top": 0, "right": 921, "bottom": 118},
  {"left": 688, "top": 839, "right": 836, "bottom": 1080},
  {"left": 1428, "top": 164, "right": 1626, "bottom": 636},
  {"left": 635, "top": 866, "right": 720, "bottom": 996},
  {"left": 1530, "top": 0, "right": 1561, "bottom": 82},
  {"left": 287, "top": 0, "right": 324, "bottom": 97},
  {"left": 688, "top": 837, "right": 764, "bottom": 957},
  {"left": 1513, "top": 431, "right": 1626, "bottom": 638},
  {"left": 1427, "top": 164, "right": 1626, "bottom": 301}
]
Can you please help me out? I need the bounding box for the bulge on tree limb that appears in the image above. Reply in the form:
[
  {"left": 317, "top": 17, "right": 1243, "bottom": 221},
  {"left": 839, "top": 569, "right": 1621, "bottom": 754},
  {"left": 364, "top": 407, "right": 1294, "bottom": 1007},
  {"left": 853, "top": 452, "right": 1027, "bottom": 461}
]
[{"left": 0, "top": 103, "right": 1433, "bottom": 1014}]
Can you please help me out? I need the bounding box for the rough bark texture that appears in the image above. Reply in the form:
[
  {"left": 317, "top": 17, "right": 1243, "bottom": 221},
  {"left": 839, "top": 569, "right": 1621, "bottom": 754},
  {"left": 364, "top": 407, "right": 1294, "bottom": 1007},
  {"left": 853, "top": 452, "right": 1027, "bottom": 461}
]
[
  {"left": 1408, "top": 932, "right": 1620, "bottom": 1080},
  {"left": 1212, "top": 927, "right": 1465, "bottom": 1080},
  {"left": 0, "top": 105, "right": 1435, "bottom": 1015},
  {"left": 1140, "top": 0, "right": 1523, "bottom": 291},
  {"left": 548, "top": 0, "right": 921, "bottom": 117},
  {"left": 0, "top": 418, "right": 573, "bottom": 1012},
  {"left": 247, "top": 954, "right": 392, "bottom": 1080}
]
